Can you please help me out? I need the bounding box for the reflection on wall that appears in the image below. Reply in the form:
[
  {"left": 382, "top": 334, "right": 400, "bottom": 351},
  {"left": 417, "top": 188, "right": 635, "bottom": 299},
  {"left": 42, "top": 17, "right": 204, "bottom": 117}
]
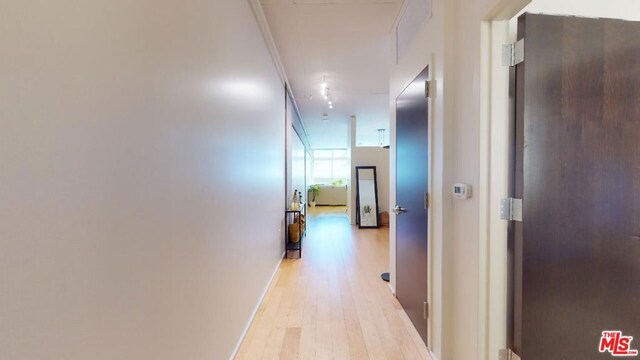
[
  {"left": 292, "top": 130, "right": 306, "bottom": 203},
  {"left": 306, "top": 150, "right": 313, "bottom": 196}
]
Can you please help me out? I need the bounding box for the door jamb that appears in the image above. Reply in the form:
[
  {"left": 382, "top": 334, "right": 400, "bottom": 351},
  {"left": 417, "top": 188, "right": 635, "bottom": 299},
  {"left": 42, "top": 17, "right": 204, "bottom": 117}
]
[
  {"left": 478, "top": 1, "right": 530, "bottom": 360},
  {"left": 425, "top": 62, "right": 434, "bottom": 351}
]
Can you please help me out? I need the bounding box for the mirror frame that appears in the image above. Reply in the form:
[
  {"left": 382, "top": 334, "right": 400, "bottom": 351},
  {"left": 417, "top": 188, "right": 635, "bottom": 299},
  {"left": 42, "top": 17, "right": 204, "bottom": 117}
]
[{"left": 355, "top": 166, "right": 380, "bottom": 229}]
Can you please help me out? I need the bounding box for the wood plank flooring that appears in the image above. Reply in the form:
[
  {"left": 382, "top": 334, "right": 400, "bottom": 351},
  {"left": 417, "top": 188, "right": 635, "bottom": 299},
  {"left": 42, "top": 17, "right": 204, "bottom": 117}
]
[{"left": 235, "top": 207, "right": 430, "bottom": 360}]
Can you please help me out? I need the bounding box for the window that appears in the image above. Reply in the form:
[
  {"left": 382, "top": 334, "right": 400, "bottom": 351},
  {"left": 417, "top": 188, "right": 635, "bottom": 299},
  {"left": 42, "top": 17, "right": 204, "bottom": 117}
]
[{"left": 312, "top": 149, "right": 348, "bottom": 185}]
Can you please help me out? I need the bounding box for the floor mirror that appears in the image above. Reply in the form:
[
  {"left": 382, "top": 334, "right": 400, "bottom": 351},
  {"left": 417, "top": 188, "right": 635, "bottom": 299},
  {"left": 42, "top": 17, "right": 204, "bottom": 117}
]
[{"left": 355, "top": 166, "right": 379, "bottom": 228}]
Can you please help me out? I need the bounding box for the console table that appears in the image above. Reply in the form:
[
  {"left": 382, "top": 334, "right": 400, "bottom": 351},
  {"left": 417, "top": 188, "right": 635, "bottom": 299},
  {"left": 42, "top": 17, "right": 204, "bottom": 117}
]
[{"left": 285, "top": 203, "right": 306, "bottom": 259}]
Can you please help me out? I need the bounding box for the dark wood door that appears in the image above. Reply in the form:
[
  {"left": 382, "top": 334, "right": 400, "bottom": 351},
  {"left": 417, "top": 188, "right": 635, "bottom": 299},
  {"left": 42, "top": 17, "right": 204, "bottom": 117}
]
[
  {"left": 395, "top": 66, "right": 429, "bottom": 343},
  {"left": 511, "top": 13, "right": 640, "bottom": 359}
]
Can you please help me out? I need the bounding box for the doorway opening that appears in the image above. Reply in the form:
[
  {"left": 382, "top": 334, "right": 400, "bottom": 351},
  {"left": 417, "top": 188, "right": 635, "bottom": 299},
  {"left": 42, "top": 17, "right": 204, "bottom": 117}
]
[
  {"left": 308, "top": 149, "right": 349, "bottom": 218},
  {"left": 480, "top": 2, "right": 640, "bottom": 359}
]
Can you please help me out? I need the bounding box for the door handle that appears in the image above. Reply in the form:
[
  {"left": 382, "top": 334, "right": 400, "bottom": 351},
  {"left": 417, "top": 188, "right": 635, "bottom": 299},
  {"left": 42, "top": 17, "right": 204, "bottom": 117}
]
[{"left": 393, "top": 205, "right": 408, "bottom": 215}]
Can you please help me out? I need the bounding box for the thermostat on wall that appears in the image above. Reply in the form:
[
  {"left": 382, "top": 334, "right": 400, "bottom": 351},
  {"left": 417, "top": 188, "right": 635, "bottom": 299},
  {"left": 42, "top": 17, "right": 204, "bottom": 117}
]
[{"left": 453, "top": 183, "right": 472, "bottom": 199}]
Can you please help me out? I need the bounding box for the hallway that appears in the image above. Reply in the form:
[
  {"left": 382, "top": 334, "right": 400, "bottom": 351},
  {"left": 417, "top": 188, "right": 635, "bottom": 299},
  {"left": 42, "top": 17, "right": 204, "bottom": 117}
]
[{"left": 235, "top": 208, "right": 430, "bottom": 360}]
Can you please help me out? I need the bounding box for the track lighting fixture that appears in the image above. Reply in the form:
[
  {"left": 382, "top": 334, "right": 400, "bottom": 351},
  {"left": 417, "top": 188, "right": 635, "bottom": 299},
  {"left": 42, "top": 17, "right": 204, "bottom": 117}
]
[
  {"left": 320, "top": 76, "right": 335, "bottom": 109},
  {"left": 378, "top": 128, "right": 386, "bottom": 147}
]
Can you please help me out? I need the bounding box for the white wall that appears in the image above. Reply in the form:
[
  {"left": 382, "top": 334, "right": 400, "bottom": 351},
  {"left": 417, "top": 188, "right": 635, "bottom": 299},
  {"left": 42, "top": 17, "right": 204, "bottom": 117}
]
[
  {"left": 0, "top": 1, "right": 285, "bottom": 359},
  {"left": 286, "top": 95, "right": 310, "bottom": 205},
  {"left": 306, "top": 150, "right": 313, "bottom": 199},
  {"left": 349, "top": 117, "right": 390, "bottom": 225},
  {"left": 521, "top": 0, "right": 640, "bottom": 20},
  {"left": 285, "top": 96, "right": 294, "bottom": 206}
]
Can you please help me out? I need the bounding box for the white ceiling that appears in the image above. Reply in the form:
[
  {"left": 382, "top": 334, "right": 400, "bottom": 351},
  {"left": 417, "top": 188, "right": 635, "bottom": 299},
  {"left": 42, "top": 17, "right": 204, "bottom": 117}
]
[{"left": 261, "top": 0, "right": 403, "bottom": 149}]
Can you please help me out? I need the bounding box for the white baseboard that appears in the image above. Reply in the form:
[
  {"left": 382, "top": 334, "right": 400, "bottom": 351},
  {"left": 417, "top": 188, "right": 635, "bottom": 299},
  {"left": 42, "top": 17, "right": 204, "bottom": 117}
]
[
  {"left": 388, "top": 283, "right": 396, "bottom": 297},
  {"left": 229, "top": 252, "right": 285, "bottom": 360}
]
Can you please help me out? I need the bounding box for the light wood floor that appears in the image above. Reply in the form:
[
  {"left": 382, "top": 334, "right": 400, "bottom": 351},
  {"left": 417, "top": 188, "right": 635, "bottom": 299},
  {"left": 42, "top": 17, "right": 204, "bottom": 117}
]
[{"left": 235, "top": 206, "right": 430, "bottom": 360}]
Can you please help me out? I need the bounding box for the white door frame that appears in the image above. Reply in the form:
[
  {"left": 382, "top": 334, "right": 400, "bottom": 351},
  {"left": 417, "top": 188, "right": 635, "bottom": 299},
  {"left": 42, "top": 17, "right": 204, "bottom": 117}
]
[{"left": 478, "top": 1, "right": 530, "bottom": 360}]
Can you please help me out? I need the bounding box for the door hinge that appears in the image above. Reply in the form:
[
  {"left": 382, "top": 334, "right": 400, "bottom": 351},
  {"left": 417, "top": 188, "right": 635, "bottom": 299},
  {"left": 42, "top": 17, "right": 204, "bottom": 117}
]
[
  {"left": 500, "top": 198, "right": 523, "bottom": 222},
  {"left": 502, "top": 39, "right": 524, "bottom": 67},
  {"left": 425, "top": 80, "right": 436, "bottom": 98},
  {"left": 423, "top": 302, "right": 429, "bottom": 319},
  {"left": 424, "top": 192, "right": 429, "bottom": 209},
  {"left": 499, "top": 349, "right": 521, "bottom": 360}
]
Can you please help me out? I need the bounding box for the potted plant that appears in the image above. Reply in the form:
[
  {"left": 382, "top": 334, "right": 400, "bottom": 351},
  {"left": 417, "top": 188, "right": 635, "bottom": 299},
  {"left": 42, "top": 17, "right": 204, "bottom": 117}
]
[
  {"left": 363, "top": 205, "right": 372, "bottom": 224},
  {"left": 308, "top": 184, "right": 321, "bottom": 207}
]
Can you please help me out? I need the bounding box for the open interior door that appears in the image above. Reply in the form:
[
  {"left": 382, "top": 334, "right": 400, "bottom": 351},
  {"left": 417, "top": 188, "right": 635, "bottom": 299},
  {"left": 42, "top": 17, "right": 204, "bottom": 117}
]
[
  {"left": 507, "top": 13, "right": 640, "bottom": 359},
  {"left": 395, "top": 66, "right": 429, "bottom": 344}
]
